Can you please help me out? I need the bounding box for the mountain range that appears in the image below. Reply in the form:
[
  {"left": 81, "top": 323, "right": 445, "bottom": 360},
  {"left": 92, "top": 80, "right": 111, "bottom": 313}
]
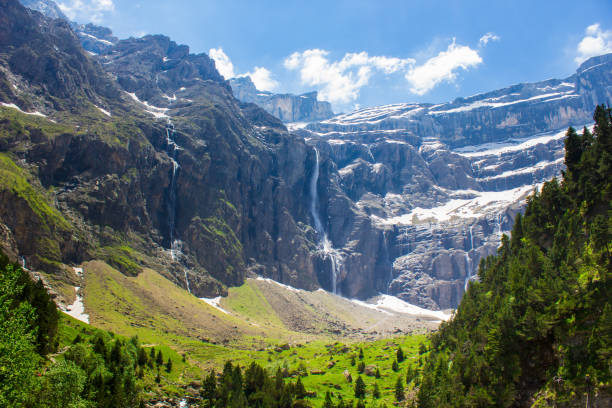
[{"left": 3, "top": 0, "right": 611, "bottom": 313}]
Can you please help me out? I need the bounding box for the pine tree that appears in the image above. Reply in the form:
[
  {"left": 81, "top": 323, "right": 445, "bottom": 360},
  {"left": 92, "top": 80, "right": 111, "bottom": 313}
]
[
  {"left": 294, "top": 376, "right": 306, "bottom": 400},
  {"left": 354, "top": 375, "right": 366, "bottom": 399},
  {"left": 396, "top": 346, "right": 405, "bottom": 363},
  {"left": 165, "top": 357, "right": 172, "bottom": 373},
  {"left": 391, "top": 360, "right": 399, "bottom": 372},
  {"left": 323, "top": 391, "right": 334, "bottom": 408},
  {"left": 156, "top": 349, "right": 163, "bottom": 366},
  {"left": 373, "top": 382, "right": 380, "bottom": 399},
  {"left": 394, "top": 376, "right": 404, "bottom": 402},
  {"left": 138, "top": 347, "right": 148, "bottom": 366},
  {"left": 358, "top": 361, "right": 365, "bottom": 373},
  {"left": 201, "top": 370, "right": 217, "bottom": 408},
  {"left": 358, "top": 348, "right": 364, "bottom": 360}
]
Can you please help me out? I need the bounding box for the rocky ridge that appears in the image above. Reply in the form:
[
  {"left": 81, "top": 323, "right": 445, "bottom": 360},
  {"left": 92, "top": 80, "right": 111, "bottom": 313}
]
[
  {"left": 230, "top": 76, "right": 334, "bottom": 123},
  {"left": 1, "top": 0, "right": 324, "bottom": 299},
  {"left": 295, "top": 55, "right": 611, "bottom": 308}
]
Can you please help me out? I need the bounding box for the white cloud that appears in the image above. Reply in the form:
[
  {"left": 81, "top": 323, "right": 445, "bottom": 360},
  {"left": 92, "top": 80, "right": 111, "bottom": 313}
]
[
  {"left": 479, "top": 32, "right": 500, "bottom": 46},
  {"left": 209, "top": 47, "right": 236, "bottom": 79},
  {"left": 243, "top": 67, "right": 279, "bottom": 91},
  {"left": 284, "top": 49, "right": 414, "bottom": 104},
  {"left": 575, "top": 23, "right": 612, "bottom": 64},
  {"left": 57, "top": 0, "right": 114, "bottom": 23},
  {"left": 209, "top": 48, "right": 278, "bottom": 91},
  {"left": 405, "top": 40, "right": 483, "bottom": 95}
]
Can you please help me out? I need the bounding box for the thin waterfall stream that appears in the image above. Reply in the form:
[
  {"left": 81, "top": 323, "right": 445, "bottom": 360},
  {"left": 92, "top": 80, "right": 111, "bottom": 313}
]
[
  {"left": 165, "top": 119, "right": 191, "bottom": 294},
  {"left": 464, "top": 224, "right": 474, "bottom": 291},
  {"left": 309, "top": 147, "right": 343, "bottom": 295}
]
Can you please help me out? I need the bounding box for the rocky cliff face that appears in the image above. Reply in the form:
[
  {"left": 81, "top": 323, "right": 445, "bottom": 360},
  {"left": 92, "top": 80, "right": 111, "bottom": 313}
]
[
  {"left": 295, "top": 55, "right": 611, "bottom": 309},
  {"left": 8, "top": 0, "right": 612, "bottom": 310},
  {"left": 1, "top": 0, "right": 323, "bottom": 298},
  {"left": 230, "top": 76, "right": 334, "bottom": 123}
]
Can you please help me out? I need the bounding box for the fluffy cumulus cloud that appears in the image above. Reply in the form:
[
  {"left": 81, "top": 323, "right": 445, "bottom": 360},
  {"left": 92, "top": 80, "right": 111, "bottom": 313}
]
[
  {"left": 244, "top": 67, "right": 279, "bottom": 92},
  {"left": 57, "top": 0, "right": 114, "bottom": 23},
  {"left": 575, "top": 23, "right": 612, "bottom": 64},
  {"left": 405, "top": 40, "right": 483, "bottom": 95},
  {"left": 209, "top": 48, "right": 278, "bottom": 91},
  {"left": 284, "top": 49, "right": 414, "bottom": 104},
  {"left": 208, "top": 48, "right": 236, "bottom": 79},
  {"left": 479, "top": 32, "right": 500, "bottom": 46}
]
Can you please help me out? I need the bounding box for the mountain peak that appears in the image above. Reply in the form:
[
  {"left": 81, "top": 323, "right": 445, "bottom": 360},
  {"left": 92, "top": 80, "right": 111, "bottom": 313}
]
[
  {"left": 576, "top": 52, "right": 612, "bottom": 74},
  {"left": 18, "top": 0, "right": 67, "bottom": 20}
]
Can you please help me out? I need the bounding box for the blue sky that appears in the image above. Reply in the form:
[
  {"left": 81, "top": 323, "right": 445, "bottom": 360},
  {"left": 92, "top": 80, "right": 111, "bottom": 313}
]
[{"left": 58, "top": 0, "right": 612, "bottom": 112}]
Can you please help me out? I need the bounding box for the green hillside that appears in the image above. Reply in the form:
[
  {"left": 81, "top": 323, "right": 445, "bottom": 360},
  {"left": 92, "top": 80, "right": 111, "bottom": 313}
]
[{"left": 416, "top": 106, "right": 612, "bottom": 407}]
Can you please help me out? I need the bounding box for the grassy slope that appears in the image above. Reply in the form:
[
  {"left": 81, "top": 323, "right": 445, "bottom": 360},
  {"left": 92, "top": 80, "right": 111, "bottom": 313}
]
[
  {"left": 59, "top": 308, "right": 426, "bottom": 405},
  {"left": 76, "top": 260, "right": 432, "bottom": 404}
]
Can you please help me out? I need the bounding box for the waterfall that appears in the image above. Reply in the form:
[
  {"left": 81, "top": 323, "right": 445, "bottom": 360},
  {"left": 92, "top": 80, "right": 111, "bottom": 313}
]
[
  {"left": 183, "top": 269, "right": 191, "bottom": 294},
  {"left": 310, "top": 147, "right": 343, "bottom": 295},
  {"left": 19, "top": 256, "right": 27, "bottom": 270},
  {"left": 365, "top": 145, "right": 375, "bottom": 162},
  {"left": 464, "top": 225, "right": 474, "bottom": 291},
  {"left": 165, "top": 119, "right": 191, "bottom": 295},
  {"left": 166, "top": 120, "right": 180, "bottom": 260}
]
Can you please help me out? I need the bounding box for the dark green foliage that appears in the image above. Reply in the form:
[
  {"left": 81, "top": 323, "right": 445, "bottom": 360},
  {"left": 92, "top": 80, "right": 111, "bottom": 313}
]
[
  {"left": 358, "top": 348, "right": 364, "bottom": 360},
  {"left": 38, "top": 360, "right": 88, "bottom": 408},
  {"left": 156, "top": 349, "right": 163, "bottom": 366},
  {"left": 350, "top": 355, "right": 356, "bottom": 366},
  {"left": 417, "top": 106, "right": 612, "bottom": 406},
  {"left": 372, "top": 382, "right": 380, "bottom": 399},
  {"left": 396, "top": 346, "right": 404, "bottom": 363},
  {"left": 391, "top": 360, "right": 398, "bottom": 372},
  {"left": 165, "top": 357, "right": 172, "bottom": 373},
  {"left": 323, "top": 391, "right": 333, "bottom": 408},
  {"left": 357, "top": 361, "right": 365, "bottom": 373},
  {"left": 0, "top": 253, "right": 145, "bottom": 407},
  {"left": 375, "top": 368, "right": 380, "bottom": 379},
  {"left": 0, "top": 261, "right": 40, "bottom": 407},
  {"left": 0, "top": 253, "right": 58, "bottom": 354},
  {"left": 354, "top": 375, "right": 366, "bottom": 399},
  {"left": 394, "top": 376, "right": 404, "bottom": 402},
  {"left": 205, "top": 361, "right": 312, "bottom": 408},
  {"left": 64, "top": 331, "right": 141, "bottom": 407}
]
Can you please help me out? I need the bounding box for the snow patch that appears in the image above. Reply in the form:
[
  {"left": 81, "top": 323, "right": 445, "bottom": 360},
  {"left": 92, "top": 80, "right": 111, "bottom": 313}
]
[
  {"left": 64, "top": 286, "right": 89, "bottom": 324},
  {"left": 346, "top": 295, "right": 451, "bottom": 321},
  {"left": 478, "top": 158, "right": 564, "bottom": 181},
  {"left": 80, "top": 32, "right": 114, "bottom": 46},
  {"left": 373, "top": 295, "right": 452, "bottom": 321},
  {"left": 95, "top": 106, "right": 111, "bottom": 117},
  {"left": 1, "top": 102, "right": 47, "bottom": 117},
  {"left": 286, "top": 122, "right": 310, "bottom": 131},
  {"left": 199, "top": 297, "right": 229, "bottom": 314},
  {"left": 376, "top": 184, "right": 538, "bottom": 225},
  {"left": 126, "top": 92, "right": 169, "bottom": 119},
  {"left": 453, "top": 127, "right": 579, "bottom": 157},
  {"left": 255, "top": 276, "right": 303, "bottom": 293},
  {"left": 429, "top": 92, "right": 577, "bottom": 115}
]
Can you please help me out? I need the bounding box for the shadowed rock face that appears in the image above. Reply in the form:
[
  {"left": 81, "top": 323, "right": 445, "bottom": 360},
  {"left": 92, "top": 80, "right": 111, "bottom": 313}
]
[
  {"left": 230, "top": 76, "right": 334, "bottom": 123},
  {"left": 1, "top": 0, "right": 323, "bottom": 297}
]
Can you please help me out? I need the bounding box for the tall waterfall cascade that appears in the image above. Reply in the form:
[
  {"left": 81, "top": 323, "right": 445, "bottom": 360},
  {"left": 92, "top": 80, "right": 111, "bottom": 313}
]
[
  {"left": 165, "top": 119, "right": 191, "bottom": 294},
  {"left": 309, "top": 148, "right": 343, "bottom": 295},
  {"left": 464, "top": 225, "right": 474, "bottom": 291}
]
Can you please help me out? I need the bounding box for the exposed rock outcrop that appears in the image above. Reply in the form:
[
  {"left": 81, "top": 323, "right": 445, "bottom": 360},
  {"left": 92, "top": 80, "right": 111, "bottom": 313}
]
[{"left": 230, "top": 76, "right": 334, "bottom": 123}]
